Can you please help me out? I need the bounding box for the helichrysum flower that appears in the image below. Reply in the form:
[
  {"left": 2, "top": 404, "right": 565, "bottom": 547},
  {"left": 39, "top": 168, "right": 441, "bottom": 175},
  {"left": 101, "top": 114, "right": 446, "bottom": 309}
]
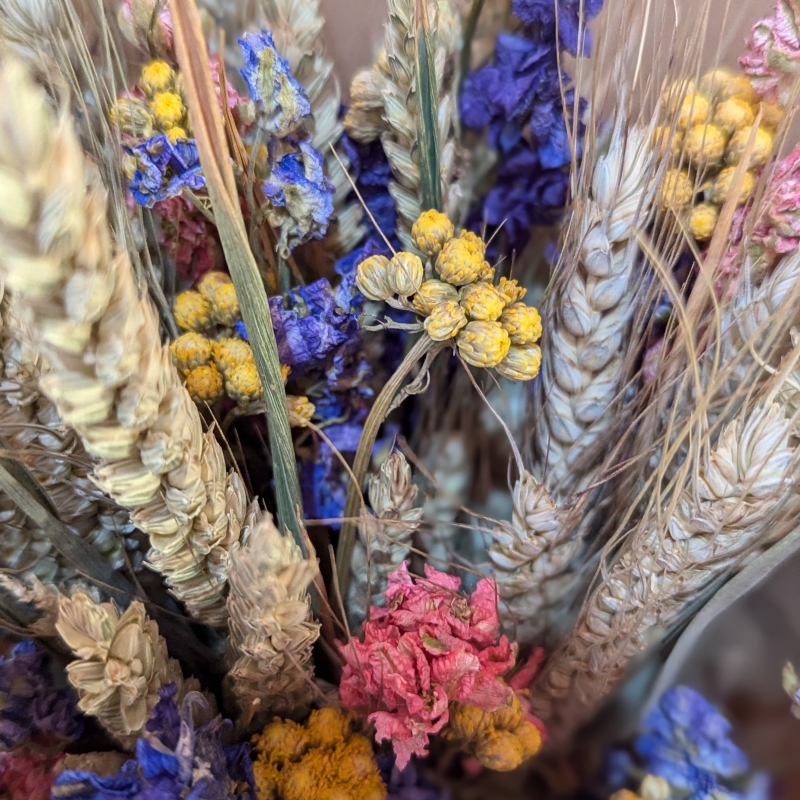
[
  {"left": 208, "top": 281, "right": 240, "bottom": 326},
  {"left": 225, "top": 361, "right": 264, "bottom": 404},
  {"left": 725, "top": 125, "right": 774, "bottom": 167},
  {"left": 436, "top": 238, "right": 485, "bottom": 286},
  {"left": 423, "top": 300, "right": 468, "bottom": 341},
  {"left": 212, "top": 337, "right": 256, "bottom": 374},
  {"left": 356, "top": 255, "right": 393, "bottom": 301},
  {"left": 165, "top": 126, "right": 188, "bottom": 144},
  {"left": 710, "top": 166, "right": 756, "bottom": 205},
  {"left": 499, "top": 303, "right": 542, "bottom": 346},
  {"left": 411, "top": 209, "right": 455, "bottom": 258},
  {"left": 456, "top": 321, "right": 511, "bottom": 368},
  {"left": 173, "top": 289, "right": 213, "bottom": 331},
  {"left": 459, "top": 281, "right": 507, "bottom": 321},
  {"left": 683, "top": 123, "right": 727, "bottom": 168},
  {"left": 689, "top": 203, "right": 720, "bottom": 241},
  {"left": 713, "top": 96, "right": 757, "bottom": 133},
  {"left": 149, "top": 90, "right": 185, "bottom": 131},
  {"left": 659, "top": 169, "right": 694, "bottom": 208},
  {"left": 411, "top": 279, "right": 459, "bottom": 315},
  {"left": 170, "top": 331, "right": 213, "bottom": 375},
  {"left": 185, "top": 363, "right": 225, "bottom": 403},
  {"left": 386, "top": 252, "right": 424, "bottom": 297},
  {"left": 496, "top": 277, "right": 527, "bottom": 304},
  {"left": 676, "top": 92, "right": 711, "bottom": 130},
  {"left": 139, "top": 60, "right": 175, "bottom": 97},
  {"left": 496, "top": 344, "right": 542, "bottom": 380},
  {"left": 652, "top": 125, "right": 684, "bottom": 161},
  {"left": 109, "top": 96, "right": 154, "bottom": 138},
  {"left": 197, "top": 269, "right": 232, "bottom": 301},
  {"left": 288, "top": 394, "right": 315, "bottom": 424}
]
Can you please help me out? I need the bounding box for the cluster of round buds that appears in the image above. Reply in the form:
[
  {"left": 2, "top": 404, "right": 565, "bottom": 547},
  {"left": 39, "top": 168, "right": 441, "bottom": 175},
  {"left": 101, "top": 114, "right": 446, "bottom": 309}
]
[
  {"left": 356, "top": 210, "right": 542, "bottom": 381},
  {"left": 655, "top": 68, "right": 782, "bottom": 242},
  {"left": 111, "top": 60, "right": 190, "bottom": 144},
  {"left": 170, "top": 272, "right": 314, "bottom": 423}
]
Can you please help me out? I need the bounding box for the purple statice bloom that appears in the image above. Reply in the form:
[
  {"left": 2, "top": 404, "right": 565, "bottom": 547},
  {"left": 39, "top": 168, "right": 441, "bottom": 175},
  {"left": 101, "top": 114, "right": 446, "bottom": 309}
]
[
  {"left": 378, "top": 755, "right": 450, "bottom": 800},
  {"left": 127, "top": 134, "right": 205, "bottom": 208},
  {"left": 0, "top": 640, "right": 82, "bottom": 748}
]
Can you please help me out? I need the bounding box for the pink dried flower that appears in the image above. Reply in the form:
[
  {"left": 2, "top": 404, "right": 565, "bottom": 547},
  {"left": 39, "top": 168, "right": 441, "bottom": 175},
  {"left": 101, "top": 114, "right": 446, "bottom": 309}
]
[
  {"left": 208, "top": 55, "right": 249, "bottom": 114},
  {"left": 0, "top": 749, "right": 63, "bottom": 800},
  {"left": 740, "top": 0, "right": 800, "bottom": 105},
  {"left": 339, "top": 562, "right": 517, "bottom": 770},
  {"left": 752, "top": 144, "right": 800, "bottom": 261},
  {"left": 154, "top": 195, "right": 220, "bottom": 282}
]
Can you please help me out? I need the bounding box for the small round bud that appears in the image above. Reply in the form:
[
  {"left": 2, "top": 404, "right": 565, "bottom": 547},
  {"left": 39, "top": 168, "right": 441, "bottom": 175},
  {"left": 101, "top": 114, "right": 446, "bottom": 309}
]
[
  {"left": 710, "top": 167, "right": 756, "bottom": 206},
  {"left": 109, "top": 97, "right": 154, "bottom": 138},
  {"left": 760, "top": 100, "right": 784, "bottom": 130},
  {"left": 652, "top": 124, "right": 684, "bottom": 161},
  {"left": 496, "top": 345, "right": 542, "bottom": 381},
  {"left": 208, "top": 282, "right": 241, "bottom": 326},
  {"left": 689, "top": 203, "right": 719, "bottom": 241},
  {"left": 459, "top": 282, "right": 506, "bottom": 321},
  {"left": 713, "top": 97, "right": 756, "bottom": 134},
  {"left": 496, "top": 277, "right": 527, "bottom": 304},
  {"left": 458, "top": 229, "right": 487, "bottom": 257},
  {"left": 150, "top": 91, "right": 185, "bottom": 131},
  {"left": 456, "top": 321, "right": 510, "bottom": 368},
  {"left": 212, "top": 338, "right": 255, "bottom": 374},
  {"left": 412, "top": 279, "right": 459, "bottom": 315},
  {"left": 698, "top": 68, "right": 736, "bottom": 99},
  {"left": 225, "top": 361, "right": 264, "bottom": 404},
  {"left": 411, "top": 209, "right": 455, "bottom": 257},
  {"left": 386, "top": 252, "right": 424, "bottom": 297},
  {"left": 676, "top": 92, "right": 711, "bottom": 130},
  {"left": 423, "top": 300, "right": 468, "bottom": 341},
  {"left": 173, "top": 290, "right": 213, "bottom": 331},
  {"left": 197, "top": 270, "right": 233, "bottom": 301},
  {"left": 516, "top": 719, "right": 542, "bottom": 759},
  {"left": 661, "top": 79, "right": 696, "bottom": 113},
  {"left": 170, "top": 332, "right": 212, "bottom": 375},
  {"left": 287, "top": 395, "right": 315, "bottom": 425},
  {"left": 140, "top": 60, "right": 175, "bottom": 97},
  {"left": 185, "top": 363, "right": 224, "bottom": 403},
  {"left": 474, "top": 729, "right": 525, "bottom": 772},
  {"left": 356, "top": 255, "right": 392, "bottom": 301},
  {"left": 726, "top": 126, "right": 773, "bottom": 168},
  {"left": 499, "top": 303, "right": 542, "bottom": 346},
  {"left": 683, "top": 123, "right": 727, "bottom": 168},
  {"left": 436, "top": 239, "right": 484, "bottom": 286},
  {"left": 165, "top": 126, "right": 188, "bottom": 144},
  {"left": 659, "top": 169, "right": 694, "bottom": 208},
  {"left": 718, "top": 75, "right": 759, "bottom": 104}
]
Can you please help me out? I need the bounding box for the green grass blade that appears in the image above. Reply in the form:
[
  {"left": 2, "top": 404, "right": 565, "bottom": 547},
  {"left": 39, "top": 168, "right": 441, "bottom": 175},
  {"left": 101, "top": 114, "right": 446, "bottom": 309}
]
[{"left": 459, "top": 0, "right": 486, "bottom": 98}]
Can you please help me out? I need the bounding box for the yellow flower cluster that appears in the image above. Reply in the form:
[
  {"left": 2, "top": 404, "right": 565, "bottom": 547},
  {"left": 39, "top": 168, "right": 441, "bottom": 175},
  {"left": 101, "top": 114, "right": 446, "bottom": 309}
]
[
  {"left": 252, "top": 707, "right": 386, "bottom": 800},
  {"left": 111, "top": 60, "right": 191, "bottom": 143},
  {"left": 443, "top": 693, "right": 542, "bottom": 772},
  {"left": 170, "top": 272, "right": 314, "bottom": 421},
  {"left": 655, "top": 68, "right": 782, "bottom": 242},
  {"left": 356, "top": 210, "right": 542, "bottom": 380}
]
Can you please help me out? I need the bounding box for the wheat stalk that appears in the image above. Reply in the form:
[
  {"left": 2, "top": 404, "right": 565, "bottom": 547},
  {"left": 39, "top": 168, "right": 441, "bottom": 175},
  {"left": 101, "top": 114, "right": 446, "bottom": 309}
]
[{"left": 0, "top": 59, "right": 257, "bottom": 626}]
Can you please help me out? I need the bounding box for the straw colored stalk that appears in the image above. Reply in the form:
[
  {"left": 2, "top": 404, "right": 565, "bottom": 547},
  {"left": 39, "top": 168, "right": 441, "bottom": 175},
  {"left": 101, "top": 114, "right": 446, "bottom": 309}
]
[
  {"left": 259, "top": 0, "right": 364, "bottom": 251},
  {"left": 345, "top": 0, "right": 462, "bottom": 248},
  {"left": 532, "top": 396, "right": 800, "bottom": 741},
  {"left": 0, "top": 59, "right": 257, "bottom": 626},
  {"left": 225, "top": 514, "right": 320, "bottom": 728},
  {"left": 348, "top": 452, "right": 423, "bottom": 625}
]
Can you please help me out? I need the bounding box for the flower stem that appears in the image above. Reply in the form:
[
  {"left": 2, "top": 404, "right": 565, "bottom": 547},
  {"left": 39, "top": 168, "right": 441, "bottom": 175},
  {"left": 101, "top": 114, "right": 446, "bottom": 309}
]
[{"left": 336, "top": 333, "right": 438, "bottom": 598}]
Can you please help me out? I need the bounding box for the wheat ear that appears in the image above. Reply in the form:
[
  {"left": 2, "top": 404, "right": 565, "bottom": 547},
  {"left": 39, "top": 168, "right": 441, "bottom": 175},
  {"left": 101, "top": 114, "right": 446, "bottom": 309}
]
[
  {"left": 533, "top": 397, "right": 800, "bottom": 740},
  {"left": 0, "top": 59, "right": 257, "bottom": 626},
  {"left": 225, "top": 513, "right": 320, "bottom": 728}
]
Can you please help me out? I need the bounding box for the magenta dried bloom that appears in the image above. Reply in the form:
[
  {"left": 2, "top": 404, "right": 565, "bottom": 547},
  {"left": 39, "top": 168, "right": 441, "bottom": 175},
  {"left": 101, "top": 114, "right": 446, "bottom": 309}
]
[
  {"left": 752, "top": 144, "right": 800, "bottom": 260},
  {"left": 338, "top": 562, "right": 517, "bottom": 770},
  {"left": 154, "top": 195, "right": 219, "bottom": 282}
]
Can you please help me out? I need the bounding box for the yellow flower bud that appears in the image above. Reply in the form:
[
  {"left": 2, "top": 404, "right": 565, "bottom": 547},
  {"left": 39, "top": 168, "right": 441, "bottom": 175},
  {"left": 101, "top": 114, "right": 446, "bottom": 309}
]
[
  {"left": 473, "top": 729, "right": 525, "bottom": 771},
  {"left": 659, "top": 169, "right": 694, "bottom": 208},
  {"left": 185, "top": 363, "right": 224, "bottom": 403},
  {"left": 496, "top": 277, "right": 527, "bottom": 304},
  {"left": 165, "top": 126, "right": 188, "bottom": 144},
  {"left": 689, "top": 202, "right": 719, "bottom": 241},
  {"left": 760, "top": 99, "right": 784, "bottom": 130},
  {"left": 458, "top": 229, "right": 487, "bottom": 257},
  {"left": 109, "top": 97, "right": 154, "bottom": 138},
  {"left": 496, "top": 344, "right": 542, "bottom": 380},
  {"left": 386, "top": 251, "right": 424, "bottom": 297},
  {"left": 412, "top": 279, "right": 459, "bottom": 315},
  {"left": 713, "top": 97, "right": 756, "bottom": 134},
  {"left": 445, "top": 703, "right": 492, "bottom": 740},
  {"left": 459, "top": 281, "right": 506, "bottom": 321},
  {"left": 287, "top": 395, "right": 315, "bottom": 425},
  {"left": 456, "top": 321, "right": 510, "bottom": 368},
  {"left": 515, "top": 719, "right": 542, "bottom": 759},
  {"left": 711, "top": 167, "right": 756, "bottom": 206},
  {"left": 212, "top": 337, "right": 255, "bottom": 374},
  {"left": 500, "top": 303, "right": 542, "bottom": 346},
  {"left": 718, "top": 74, "right": 759, "bottom": 104},
  {"left": 150, "top": 91, "right": 185, "bottom": 131},
  {"left": 197, "top": 270, "right": 232, "bottom": 300},
  {"left": 411, "top": 209, "right": 454, "bottom": 257},
  {"left": 140, "top": 60, "right": 175, "bottom": 97},
  {"left": 170, "top": 331, "right": 212, "bottom": 376},
  {"left": 356, "top": 255, "right": 392, "bottom": 301},
  {"left": 661, "top": 78, "right": 696, "bottom": 113},
  {"left": 208, "top": 282, "right": 241, "bottom": 326},
  {"left": 477, "top": 263, "right": 496, "bottom": 282},
  {"left": 698, "top": 68, "right": 735, "bottom": 98},
  {"left": 306, "top": 707, "right": 351, "bottom": 748},
  {"left": 676, "top": 92, "right": 711, "bottom": 130},
  {"left": 436, "top": 238, "right": 484, "bottom": 286},
  {"left": 726, "top": 126, "right": 773, "bottom": 168},
  {"left": 652, "top": 124, "right": 684, "bottom": 161},
  {"left": 683, "top": 123, "right": 727, "bottom": 168},
  {"left": 225, "top": 361, "right": 263, "bottom": 404},
  {"left": 423, "top": 300, "right": 468, "bottom": 341},
  {"left": 489, "top": 692, "right": 524, "bottom": 730},
  {"left": 173, "top": 290, "right": 213, "bottom": 331}
]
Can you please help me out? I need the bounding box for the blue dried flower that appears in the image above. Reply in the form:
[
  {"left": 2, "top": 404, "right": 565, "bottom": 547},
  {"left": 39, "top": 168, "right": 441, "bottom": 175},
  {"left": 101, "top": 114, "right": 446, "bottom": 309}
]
[
  {"left": 0, "top": 640, "right": 82, "bottom": 748},
  {"left": 239, "top": 30, "right": 311, "bottom": 137},
  {"left": 511, "top": 0, "right": 604, "bottom": 55},
  {"left": 378, "top": 754, "right": 450, "bottom": 800},
  {"left": 126, "top": 134, "right": 204, "bottom": 208}
]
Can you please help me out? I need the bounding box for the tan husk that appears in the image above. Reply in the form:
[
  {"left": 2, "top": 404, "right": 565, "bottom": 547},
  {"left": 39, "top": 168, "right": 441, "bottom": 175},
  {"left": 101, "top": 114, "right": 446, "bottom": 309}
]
[{"left": 0, "top": 59, "right": 257, "bottom": 626}]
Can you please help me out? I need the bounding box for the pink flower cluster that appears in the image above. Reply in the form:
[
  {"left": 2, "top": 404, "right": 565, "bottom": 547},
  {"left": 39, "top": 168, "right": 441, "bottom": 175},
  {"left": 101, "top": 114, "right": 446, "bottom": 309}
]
[
  {"left": 154, "top": 196, "right": 219, "bottom": 281},
  {"left": 338, "top": 563, "right": 517, "bottom": 770},
  {"left": 0, "top": 750, "right": 63, "bottom": 800},
  {"left": 740, "top": 0, "right": 800, "bottom": 105},
  {"left": 752, "top": 145, "right": 800, "bottom": 261}
]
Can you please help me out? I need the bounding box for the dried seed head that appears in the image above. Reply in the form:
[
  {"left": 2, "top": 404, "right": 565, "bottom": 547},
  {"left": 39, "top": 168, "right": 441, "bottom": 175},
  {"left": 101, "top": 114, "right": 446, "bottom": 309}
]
[
  {"left": 726, "top": 126, "right": 774, "bottom": 168},
  {"left": 496, "top": 277, "right": 527, "bottom": 305},
  {"left": 170, "top": 332, "right": 212, "bottom": 375},
  {"left": 185, "top": 363, "right": 224, "bottom": 403},
  {"left": 689, "top": 203, "right": 720, "bottom": 241},
  {"left": 368, "top": 452, "right": 419, "bottom": 519},
  {"left": 225, "top": 361, "right": 263, "bottom": 404},
  {"left": 212, "top": 337, "right": 255, "bottom": 374},
  {"left": 387, "top": 251, "right": 424, "bottom": 297},
  {"left": 436, "top": 238, "right": 484, "bottom": 286},
  {"left": 457, "top": 321, "right": 510, "bottom": 368},
  {"left": 355, "top": 255, "right": 392, "bottom": 301},
  {"left": 659, "top": 169, "right": 694, "bottom": 208},
  {"left": 496, "top": 345, "right": 542, "bottom": 381},
  {"left": 412, "top": 279, "right": 459, "bottom": 315},
  {"left": 109, "top": 97, "right": 154, "bottom": 138},
  {"left": 683, "top": 123, "right": 727, "bottom": 168},
  {"left": 459, "top": 282, "right": 506, "bottom": 322},
  {"left": 424, "top": 300, "right": 468, "bottom": 340},
  {"left": 209, "top": 282, "right": 240, "bottom": 326},
  {"left": 411, "top": 209, "right": 455, "bottom": 257},
  {"left": 173, "top": 290, "right": 213, "bottom": 331},
  {"left": 676, "top": 92, "right": 711, "bottom": 130},
  {"left": 500, "top": 303, "right": 542, "bottom": 346},
  {"left": 711, "top": 167, "right": 756, "bottom": 205}
]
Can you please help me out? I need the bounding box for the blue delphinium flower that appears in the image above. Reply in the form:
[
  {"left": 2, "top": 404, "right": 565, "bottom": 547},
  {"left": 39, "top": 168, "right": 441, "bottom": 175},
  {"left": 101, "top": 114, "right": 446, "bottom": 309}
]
[
  {"left": 126, "top": 134, "right": 205, "bottom": 208},
  {"left": 239, "top": 30, "right": 310, "bottom": 137},
  {"left": 512, "top": 0, "right": 604, "bottom": 55},
  {"left": 0, "top": 640, "right": 82, "bottom": 748}
]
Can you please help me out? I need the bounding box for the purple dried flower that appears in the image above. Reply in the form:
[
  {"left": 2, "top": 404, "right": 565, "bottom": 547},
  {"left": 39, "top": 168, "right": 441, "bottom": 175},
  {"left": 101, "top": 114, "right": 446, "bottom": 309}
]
[
  {"left": 378, "top": 755, "right": 450, "bottom": 800},
  {"left": 126, "top": 134, "right": 204, "bottom": 208}
]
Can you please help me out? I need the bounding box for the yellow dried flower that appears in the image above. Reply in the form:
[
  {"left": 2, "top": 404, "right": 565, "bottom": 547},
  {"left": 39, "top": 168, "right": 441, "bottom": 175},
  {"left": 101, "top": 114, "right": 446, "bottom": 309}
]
[
  {"left": 661, "top": 78, "right": 696, "bottom": 112},
  {"left": 652, "top": 124, "right": 684, "bottom": 161},
  {"left": 477, "top": 263, "right": 496, "bottom": 282},
  {"left": 386, "top": 252, "right": 424, "bottom": 297},
  {"left": 710, "top": 167, "right": 756, "bottom": 206},
  {"left": 458, "top": 229, "right": 487, "bottom": 257},
  {"left": 689, "top": 202, "right": 719, "bottom": 241},
  {"left": 683, "top": 123, "right": 727, "bottom": 168},
  {"left": 411, "top": 209, "right": 454, "bottom": 257},
  {"left": 713, "top": 97, "right": 757, "bottom": 134},
  {"left": 140, "top": 60, "right": 175, "bottom": 97},
  {"left": 150, "top": 91, "right": 185, "bottom": 131},
  {"left": 423, "top": 300, "right": 468, "bottom": 341},
  {"left": 281, "top": 364, "right": 291, "bottom": 383},
  {"left": 173, "top": 290, "right": 213, "bottom": 331},
  {"left": 197, "top": 270, "right": 232, "bottom": 300},
  {"left": 496, "top": 277, "right": 527, "bottom": 304},
  {"left": 356, "top": 255, "right": 392, "bottom": 301},
  {"left": 515, "top": 719, "right": 543, "bottom": 758},
  {"left": 446, "top": 702, "right": 493, "bottom": 740},
  {"left": 411, "top": 279, "right": 459, "bottom": 315},
  {"left": 496, "top": 344, "right": 542, "bottom": 381},
  {"left": 676, "top": 92, "right": 711, "bottom": 130},
  {"left": 459, "top": 282, "right": 506, "bottom": 321},
  {"left": 287, "top": 395, "right": 315, "bottom": 425},
  {"left": 165, "top": 126, "right": 188, "bottom": 144},
  {"left": 436, "top": 238, "right": 484, "bottom": 286},
  {"left": 726, "top": 126, "right": 773, "bottom": 168},
  {"left": 209, "top": 282, "right": 241, "bottom": 326},
  {"left": 109, "top": 97, "right": 154, "bottom": 138},
  {"left": 474, "top": 729, "right": 525, "bottom": 772},
  {"left": 499, "top": 303, "right": 542, "bottom": 346},
  {"left": 698, "top": 68, "right": 735, "bottom": 98},
  {"left": 170, "top": 331, "right": 212, "bottom": 375},
  {"left": 659, "top": 169, "right": 694, "bottom": 208},
  {"left": 760, "top": 99, "right": 784, "bottom": 130},
  {"left": 306, "top": 707, "right": 351, "bottom": 748},
  {"left": 225, "top": 361, "right": 263, "bottom": 404},
  {"left": 719, "top": 74, "right": 759, "bottom": 104},
  {"left": 456, "top": 321, "right": 510, "bottom": 368},
  {"left": 185, "top": 364, "right": 224, "bottom": 403},
  {"left": 212, "top": 337, "right": 255, "bottom": 374}
]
